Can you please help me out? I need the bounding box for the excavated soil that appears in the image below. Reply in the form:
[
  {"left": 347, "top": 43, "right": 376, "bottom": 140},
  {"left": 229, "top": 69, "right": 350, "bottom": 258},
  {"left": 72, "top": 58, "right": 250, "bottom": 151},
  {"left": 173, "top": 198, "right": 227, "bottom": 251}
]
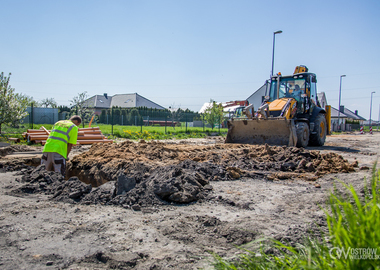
[{"left": 0, "top": 133, "right": 379, "bottom": 269}]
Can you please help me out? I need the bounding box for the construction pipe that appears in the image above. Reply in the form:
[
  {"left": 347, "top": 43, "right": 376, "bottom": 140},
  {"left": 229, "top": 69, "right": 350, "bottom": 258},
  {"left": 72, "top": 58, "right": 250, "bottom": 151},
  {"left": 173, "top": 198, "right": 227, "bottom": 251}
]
[
  {"left": 41, "top": 139, "right": 113, "bottom": 145},
  {"left": 80, "top": 130, "right": 102, "bottom": 134},
  {"left": 41, "top": 126, "right": 50, "bottom": 135},
  {"left": 76, "top": 140, "right": 113, "bottom": 145},
  {"left": 79, "top": 127, "right": 100, "bottom": 131},
  {"left": 77, "top": 135, "right": 107, "bottom": 140},
  {"left": 28, "top": 135, "right": 49, "bottom": 141},
  {"left": 9, "top": 138, "right": 20, "bottom": 143},
  {"left": 30, "top": 135, "right": 107, "bottom": 141},
  {"left": 27, "top": 129, "right": 47, "bottom": 133}
]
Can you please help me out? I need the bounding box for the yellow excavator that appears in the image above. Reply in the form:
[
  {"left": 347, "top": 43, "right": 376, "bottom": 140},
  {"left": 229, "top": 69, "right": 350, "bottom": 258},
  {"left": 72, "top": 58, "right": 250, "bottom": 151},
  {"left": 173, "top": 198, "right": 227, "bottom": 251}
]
[{"left": 225, "top": 65, "right": 331, "bottom": 147}]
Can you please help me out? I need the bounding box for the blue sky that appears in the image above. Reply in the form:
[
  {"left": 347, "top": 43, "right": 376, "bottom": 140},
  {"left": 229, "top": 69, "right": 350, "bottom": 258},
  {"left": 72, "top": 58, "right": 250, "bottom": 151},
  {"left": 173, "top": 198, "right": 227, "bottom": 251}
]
[{"left": 2, "top": 0, "right": 380, "bottom": 120}]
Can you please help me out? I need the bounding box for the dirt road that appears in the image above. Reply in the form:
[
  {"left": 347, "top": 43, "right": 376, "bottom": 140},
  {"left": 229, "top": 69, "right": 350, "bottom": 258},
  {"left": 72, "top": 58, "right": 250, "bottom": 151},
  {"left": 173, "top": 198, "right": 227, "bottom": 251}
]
[{"left": 0, "top": 132, "right": 379, "bottom": 269}]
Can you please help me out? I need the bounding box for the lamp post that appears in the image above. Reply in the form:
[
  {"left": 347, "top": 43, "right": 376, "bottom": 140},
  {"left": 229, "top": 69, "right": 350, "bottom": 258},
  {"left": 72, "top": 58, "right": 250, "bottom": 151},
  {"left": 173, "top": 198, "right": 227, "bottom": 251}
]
[
  {"left": 369, "top": 91, "right": 375, "bottom": 126},
  {"left": 338, "top": 75, "right": 346, "bottom": 131},
  {"left": 271, "top": 30, "right": 282, "bottom": 77},
  {"left": 378, "top": 104, "right": 380, "bottom": 131}
]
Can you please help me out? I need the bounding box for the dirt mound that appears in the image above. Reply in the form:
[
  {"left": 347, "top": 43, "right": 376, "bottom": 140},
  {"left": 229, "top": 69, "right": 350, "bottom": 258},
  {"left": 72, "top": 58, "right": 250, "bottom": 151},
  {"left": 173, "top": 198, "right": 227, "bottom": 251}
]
[
  {"left": 68, "top": 140, "right": 357, "bottom": 184},
  {"left": 0, "top": 159, "right": 32, "bottom": 172},
  {"left": 11, "top": 165, "right": 92, "bottom": 204},
  {"left": 0, "top": 144, "right": 36, "bottom": 156},
  {"left": 11, "top": 140, "right": 358, "bottom": 207}
]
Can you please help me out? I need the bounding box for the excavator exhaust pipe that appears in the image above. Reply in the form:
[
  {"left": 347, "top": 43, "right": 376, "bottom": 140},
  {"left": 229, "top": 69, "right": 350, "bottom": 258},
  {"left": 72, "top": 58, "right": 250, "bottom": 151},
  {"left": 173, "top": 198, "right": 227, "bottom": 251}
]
[{"left": 225, "top": 118, "right": 297, "bottom": 147}]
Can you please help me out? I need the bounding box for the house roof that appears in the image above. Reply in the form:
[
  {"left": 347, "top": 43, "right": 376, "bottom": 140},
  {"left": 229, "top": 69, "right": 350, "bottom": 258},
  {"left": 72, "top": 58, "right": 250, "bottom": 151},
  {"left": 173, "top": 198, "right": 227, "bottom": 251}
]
[
  {"left": 330, "top": 107, "right": 349, "bottom": 118},
  {"left": 340, "top": 107, "right": 366, "bottom": 121},
  {"left": 199, "top": 102, "right": 214, "bottom": 114},
  {"left": 246, "top": 82, "right": 268, "bottom": 101},
  {"left": 84, "top": 93, "right": 165, "bottom": 110},
  {"left": 330, "top": 106, "right": 366, "bottom": 120}
]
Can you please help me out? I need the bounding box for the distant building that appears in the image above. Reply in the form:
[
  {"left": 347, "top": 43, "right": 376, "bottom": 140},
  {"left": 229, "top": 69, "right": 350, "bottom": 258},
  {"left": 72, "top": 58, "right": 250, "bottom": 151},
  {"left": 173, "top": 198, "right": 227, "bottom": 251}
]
[
  {"left": 246, "top": 82, "right": 268, "bottom": 110},
  {"left": 331, "top": 106, "right": 366, "bottom": 125},
  {"left": 198, "top": 100, "right": 247, "bottom": 115},
  {"left": 330, "top": 105, "right": 366, "bottom": 131},
  {"left": 317, "top": 92, "right": 328, "bottom": 109},
  {"left": 84, "top": 93, "right": 165, "bottom": 115}
]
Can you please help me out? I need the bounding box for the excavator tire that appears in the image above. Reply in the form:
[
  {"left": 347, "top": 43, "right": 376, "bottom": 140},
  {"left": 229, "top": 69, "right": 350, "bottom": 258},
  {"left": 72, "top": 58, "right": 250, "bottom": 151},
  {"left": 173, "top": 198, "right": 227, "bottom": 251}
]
[
  {"left": 296, "top": 122, "right": 309, "bottom": 148},
  {"left": 309, "top": 113, "right": 327, "bottom": 146}
]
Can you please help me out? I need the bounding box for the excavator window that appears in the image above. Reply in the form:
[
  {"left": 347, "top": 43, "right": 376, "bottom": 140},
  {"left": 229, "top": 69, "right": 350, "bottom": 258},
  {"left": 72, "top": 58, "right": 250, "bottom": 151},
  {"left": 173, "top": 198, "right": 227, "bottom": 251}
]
[{"left": 269, "top": 77, "right": 306, "bottom": 101}]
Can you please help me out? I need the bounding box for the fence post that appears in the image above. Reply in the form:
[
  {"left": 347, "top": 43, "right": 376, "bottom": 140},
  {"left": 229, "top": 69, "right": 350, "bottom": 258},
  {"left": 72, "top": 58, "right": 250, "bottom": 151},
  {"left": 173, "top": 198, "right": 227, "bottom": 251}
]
[
  {"left": 165, "top": 115, "right": 167, "bottom": 134},
  {"left": 30, "top": 102, "right": 34, "bottom": 129},
  {"left": 219, "top": 114, "right": 221, "bottom": 134},
  {"left": 111, "top": 107, "right": 114, "bottom": 136},
  {"left": 202, "top": 114, "right": 205, "bottom": 132},
  {"left": 185, "top": 113, "right": 188, "bottom": 133}
]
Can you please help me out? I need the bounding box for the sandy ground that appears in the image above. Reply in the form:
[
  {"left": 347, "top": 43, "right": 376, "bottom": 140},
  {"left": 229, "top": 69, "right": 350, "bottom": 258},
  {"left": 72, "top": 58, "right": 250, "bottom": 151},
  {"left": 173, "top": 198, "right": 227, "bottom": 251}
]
[{"left": 0, "top": 132, "right": 379, "bottom": 269}]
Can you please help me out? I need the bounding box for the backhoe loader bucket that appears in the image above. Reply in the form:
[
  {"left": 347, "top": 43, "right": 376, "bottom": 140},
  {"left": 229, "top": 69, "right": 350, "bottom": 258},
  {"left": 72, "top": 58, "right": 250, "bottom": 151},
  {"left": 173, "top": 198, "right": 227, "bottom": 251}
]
[{"left": 225, "top": 118, "right": 297, "bottom": 147}]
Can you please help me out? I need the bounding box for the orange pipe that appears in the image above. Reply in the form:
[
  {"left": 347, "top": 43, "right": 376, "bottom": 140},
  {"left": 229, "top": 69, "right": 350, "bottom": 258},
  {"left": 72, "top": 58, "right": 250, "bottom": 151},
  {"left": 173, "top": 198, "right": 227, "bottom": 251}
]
[
  {"left": 89, "top": 115, "right": 94, "bottom": 127},
  {"left": 79, "top": 127, "right": 100, "bottom": 131},
  {"left": 77, "top": 135, "right": 106, "bottom": 140},
  {"left": 76, "top": 140, "right": 113, "bottom": 145},
  {"left": 80, "top": 130, "right": 102, "bottom": 134},
  {"left": 9, "top": 138, "right": 20, "bottom": 143},
  {"left": 28, "top": 135, "right": 49, "bottom": 141},
  {"left": 41, "top": 126, "right": 50, "bottom": 135},
  {"left": 26, "top": 132, "right": 48, "bottom": 136},
  {"left": 27, "top": 129, "right": 46, "bottom": 133},
  {"left": 41, "top": 139, "right": 113, "bottom": 145}
]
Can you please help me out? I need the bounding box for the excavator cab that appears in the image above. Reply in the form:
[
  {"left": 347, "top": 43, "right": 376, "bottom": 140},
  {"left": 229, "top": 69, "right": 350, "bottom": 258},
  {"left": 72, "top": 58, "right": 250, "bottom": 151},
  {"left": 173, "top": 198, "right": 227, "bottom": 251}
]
[{"left": 268, "top": 73, "right": 318, "bottom": 117}]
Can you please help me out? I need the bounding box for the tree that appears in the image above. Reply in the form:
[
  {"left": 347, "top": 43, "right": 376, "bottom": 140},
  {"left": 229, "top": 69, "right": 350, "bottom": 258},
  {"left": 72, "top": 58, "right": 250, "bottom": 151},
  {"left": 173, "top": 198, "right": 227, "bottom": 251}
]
[
  {"left": 130, "top": 108, "right": 143, "bottom": 125},
  {"left": 203, "top": 100, "right": 224, "bottom": 129},
  {"left": 100, "top": 109, "right": 107, "bottom": 124},
  {"left": 112, "top": 107, "right": 121, "bottom": 125},
  {"left": 40, "top": 98, "right": 57, "bottom": 108},
  {"left": 169, "top": 105, "right": 184, "bottom": 128},
  {"left": 58, "top": 105, "right": 70, "bottom": 113},
  {"left": 0, "top": 72, "right": 29, "bottom": 134},
  {"left": 70, "top": 91, "right": 92, "bottom": 127}
]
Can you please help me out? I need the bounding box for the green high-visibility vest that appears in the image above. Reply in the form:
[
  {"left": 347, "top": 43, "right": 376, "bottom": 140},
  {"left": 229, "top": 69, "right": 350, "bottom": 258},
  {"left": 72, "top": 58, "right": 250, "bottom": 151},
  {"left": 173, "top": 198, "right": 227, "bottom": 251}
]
[{"left": 42, "top": 120, "right": 78, "bottom": 159}]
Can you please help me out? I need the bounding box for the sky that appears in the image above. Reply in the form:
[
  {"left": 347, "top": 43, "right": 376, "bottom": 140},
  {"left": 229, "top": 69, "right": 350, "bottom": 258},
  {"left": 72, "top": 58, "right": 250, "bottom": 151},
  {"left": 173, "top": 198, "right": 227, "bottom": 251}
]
[{"left": 1, "top": 0, "right": 380, "bottom": 120}]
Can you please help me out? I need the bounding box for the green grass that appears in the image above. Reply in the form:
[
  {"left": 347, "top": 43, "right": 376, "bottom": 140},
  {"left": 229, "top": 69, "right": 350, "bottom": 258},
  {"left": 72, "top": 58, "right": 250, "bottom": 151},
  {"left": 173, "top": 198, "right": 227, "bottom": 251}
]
[
  {"left": 96, "top": 124, "right": 227, "bottom": 140},
  {"left": 212, "top": 164, "right": 380, "bottom": 269},
  {"left": 0, "top": 123, "right": 228, "bottom": 142}
]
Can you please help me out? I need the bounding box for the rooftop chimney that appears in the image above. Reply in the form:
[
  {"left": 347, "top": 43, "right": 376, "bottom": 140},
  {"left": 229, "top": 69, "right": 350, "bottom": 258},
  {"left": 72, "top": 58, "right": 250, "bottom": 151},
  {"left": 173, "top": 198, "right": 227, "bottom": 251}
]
[
  {"left": 355, "top": 110, "right": 358, "bottom": 115},
  {"left": 339, "top": 105, "right": 344, "bottom": 113},
  {"left": 104, "top": 93, "right": 108, "bottom": 99}
]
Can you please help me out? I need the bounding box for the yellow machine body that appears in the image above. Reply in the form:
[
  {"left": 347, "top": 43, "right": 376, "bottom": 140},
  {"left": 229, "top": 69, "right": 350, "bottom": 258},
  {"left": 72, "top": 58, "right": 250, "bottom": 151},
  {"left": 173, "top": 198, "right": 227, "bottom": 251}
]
[{"left": 226, "top": 66, "right": 330, "bottom": 147}]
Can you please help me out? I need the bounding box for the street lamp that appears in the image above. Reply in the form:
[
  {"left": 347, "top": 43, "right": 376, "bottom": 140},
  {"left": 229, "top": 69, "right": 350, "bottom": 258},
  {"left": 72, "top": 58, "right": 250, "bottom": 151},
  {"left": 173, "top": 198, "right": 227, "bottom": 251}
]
[
  {"left": 378, "top": 104, "right": 380, "bottom": 131},
  {"left": 338, "top": 75, "right": 346, "bottom": 131},
  {"left": 271, "top": 30, "right": 282, "bottom": 77},
  {"left": 369, "top": 91, "right": 375, "bottom": 126}
]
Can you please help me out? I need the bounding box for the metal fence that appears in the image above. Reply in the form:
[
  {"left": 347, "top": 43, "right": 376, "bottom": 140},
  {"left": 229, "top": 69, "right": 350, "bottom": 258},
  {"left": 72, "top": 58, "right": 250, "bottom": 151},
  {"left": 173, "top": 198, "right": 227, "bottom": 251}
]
[
  {"left": 1, "top": 107, "right": 228, "bottom": 138},
  {"left": 97, "top": 108, "right": 227, "bottom": 136}
]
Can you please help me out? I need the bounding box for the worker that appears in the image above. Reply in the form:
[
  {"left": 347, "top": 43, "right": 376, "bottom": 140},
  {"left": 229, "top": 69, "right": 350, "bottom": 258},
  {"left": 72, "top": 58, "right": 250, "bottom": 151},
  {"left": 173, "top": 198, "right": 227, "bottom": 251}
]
[{"left": 41, "top": 115, "right": 82, "bottom": 176}]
